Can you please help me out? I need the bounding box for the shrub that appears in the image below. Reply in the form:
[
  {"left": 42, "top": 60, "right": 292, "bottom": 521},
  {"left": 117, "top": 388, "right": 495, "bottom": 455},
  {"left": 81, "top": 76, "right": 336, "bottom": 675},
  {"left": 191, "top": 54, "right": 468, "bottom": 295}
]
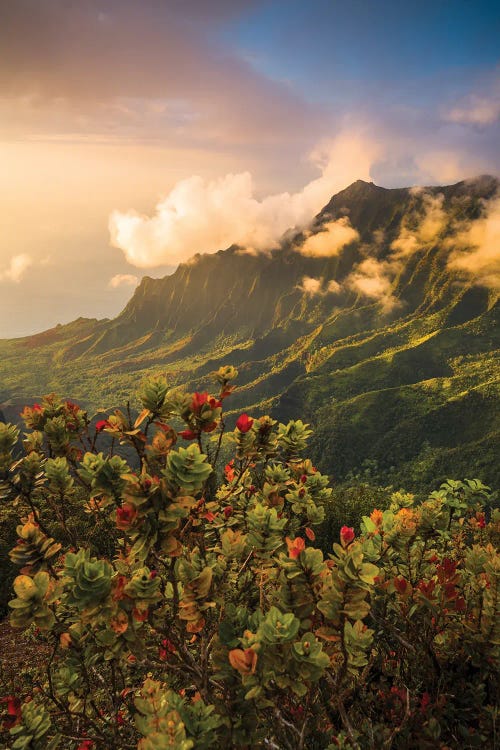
[{"left": 0, "top": 373, "right": 498, "bottom": 749}]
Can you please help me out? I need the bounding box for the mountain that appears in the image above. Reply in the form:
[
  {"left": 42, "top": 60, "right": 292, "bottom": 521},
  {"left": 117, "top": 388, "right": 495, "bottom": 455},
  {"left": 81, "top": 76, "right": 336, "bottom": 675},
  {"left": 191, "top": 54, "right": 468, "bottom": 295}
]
[{"left": 1, "top": 176, "right": 499, "bottom": 491}]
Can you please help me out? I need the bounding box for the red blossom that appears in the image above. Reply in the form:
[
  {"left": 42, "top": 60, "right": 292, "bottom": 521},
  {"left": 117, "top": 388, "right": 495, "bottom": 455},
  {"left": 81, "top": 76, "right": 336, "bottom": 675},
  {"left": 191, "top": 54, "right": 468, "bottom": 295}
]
[
  {"left": 236, "top": 413, "right": 254, "bottom": 433},
  {"left": 441, "top": 558, "right": 458, "bottom": 577},
  {"left": 95, "top": 419, "right": 110, "bottom": 432},
  {"left": 305, "top": 527, "right": 316, "bottom": 541},
  {"left": 417, "top": 579, "right": 436, "bottom": 598},
  {"left": 223, "top": 506, "right": 233, "bottom": 519},
  {"left": 112, "top": 575, "right": 129, "bottom": 601},
  {"left": 32, "top": 403, "right": 42, "bottom": 412},
  {"left": 420, "top": 692, "right": 431, "bottom": 712},
  {"left": 132, "top": 606, "right": 149, "bottom": 622},
  {"left": 224, "top": 460, "right": 235, "bottom": 482},
  {"left": 393, "top": 577, "right": 410, "bottom": 595},
  {"left": 191, "top": 392, "right": 208, "bottom": 413},
  {"left": 286, "top": 536, "right": 306, "bottom": 559},
  {"left": 179, "top": 429, "right": 198, "bottom": 440},
  {"left": 340, "top": 526, "right": 355, "bottom": 546},
  {"left": 203, "top": 511, "right": 216, "bottom": 523},
  {"left": 159, "top": 638, "right": 176, "bottom": 660},
  {"left": 116, "top": 504, "right": 138, "bottom": 530},
  {"left": 1, "top": 695, "right": 21, "bottom": 729}
]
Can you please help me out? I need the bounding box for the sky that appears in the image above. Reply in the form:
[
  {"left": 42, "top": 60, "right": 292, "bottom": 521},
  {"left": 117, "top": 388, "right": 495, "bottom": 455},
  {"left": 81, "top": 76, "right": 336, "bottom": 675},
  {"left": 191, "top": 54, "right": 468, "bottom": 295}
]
[{"left": 0, "top": 0, "right": 499, "bottom": 336}]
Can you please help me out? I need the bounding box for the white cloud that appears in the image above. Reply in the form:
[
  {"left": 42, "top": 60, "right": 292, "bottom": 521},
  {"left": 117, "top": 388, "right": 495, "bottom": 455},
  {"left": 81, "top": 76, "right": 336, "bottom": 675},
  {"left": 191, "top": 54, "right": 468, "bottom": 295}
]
[
  {"left": 327, "top": 279, "right": 342, "bottom": 294},
  {"left": 109, "top": 273, "right": 139, "bottom": 288},
  {"left": 345, "top": 257, "right": 398, "bottom": 312},
  {"left": 300, "top": 218, "right": 359, "bottom": 257},
  {"left": 0, "top": 253, "right": 32, "bottom": 283},
  {"left": 444, "top": 95, "right": 500, "bottom": 126},
  {"left": 447, "top": 196, "right": 500, "bottom": 290},
  {"left": 299, "top": 276, "right": 323, "bottom": 295},
  {"left": 109, "top": 132, "right": 381, "bottom": 268},
  {"left": 391, "top": 193, "right": 446, "bottom": 257}
]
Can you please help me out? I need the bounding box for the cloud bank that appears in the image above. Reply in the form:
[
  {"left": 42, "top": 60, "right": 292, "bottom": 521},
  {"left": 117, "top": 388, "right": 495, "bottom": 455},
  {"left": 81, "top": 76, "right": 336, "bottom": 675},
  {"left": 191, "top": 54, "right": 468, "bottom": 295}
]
[
  {"left": 300, "top": 218, "right": 359, "bottom": 257},
  {"left": 109, "top": 133, "right": 379, "bottom": 267},
  {"left": 447, "top": 196, "right": 500, "bottom": 290},
  {"left": 0, "top": 254, "right": 32, "bottom": 283},
  {"left": 344, "top": 191, "right": 449, "bottom": 311},
  {"left": 109, "top": 273, "right": 139, "bottom": 288}
]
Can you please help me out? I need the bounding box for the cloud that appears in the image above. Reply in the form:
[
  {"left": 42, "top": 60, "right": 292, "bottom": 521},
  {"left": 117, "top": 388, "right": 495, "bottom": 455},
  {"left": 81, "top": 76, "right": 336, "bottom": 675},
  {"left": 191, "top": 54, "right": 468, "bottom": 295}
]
[
  {"left": 443, "top": 75, "right": 500, "bottom": 126},
  {"left": 109, "top": 132, "right": 380, "bottom": 267},
  {"left": 344, "top": 191, "right": 448, "bottom": 311},
  {"left": 445, "top": 96, "right": 500, "bottom": 126},
  {"left": 300, "top": 218, "right": 359, "bottom": 257},
  {"left": 391, "top": 193, "right": 446, "bottom": 257},
  {"left": 447, "top": 196, "right": 500, "bottom": 290},
  {"left": 0, "top": 254, "right": 33, "bottom": 283},
  {"left": 108, "top": 273, "right": 139, "bottom": 288},
  {"left": 345, "top": 258, "right": 398, "bottom": 312},
  {"left": 0, "top": 0, "right": 325, "bottom": 150},
  {"left": 299, "top": 276, "right": 323, "bottom": 295},
  {"left": 327, "top": 279, "right": 342, "bottom": 294}
]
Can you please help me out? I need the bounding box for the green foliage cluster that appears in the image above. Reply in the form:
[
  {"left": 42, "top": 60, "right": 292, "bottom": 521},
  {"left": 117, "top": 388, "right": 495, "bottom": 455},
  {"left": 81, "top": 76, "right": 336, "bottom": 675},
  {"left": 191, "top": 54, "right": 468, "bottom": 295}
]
[{"left": 0, "top": 369, "right": 499, "bottom": 749}]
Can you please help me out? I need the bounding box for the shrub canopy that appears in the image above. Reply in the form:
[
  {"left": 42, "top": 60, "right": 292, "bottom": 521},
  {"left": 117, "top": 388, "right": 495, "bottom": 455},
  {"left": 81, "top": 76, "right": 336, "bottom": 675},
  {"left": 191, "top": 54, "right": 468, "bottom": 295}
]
[{"left": 0, "top": 369, "right": 498, "bottom": 749}]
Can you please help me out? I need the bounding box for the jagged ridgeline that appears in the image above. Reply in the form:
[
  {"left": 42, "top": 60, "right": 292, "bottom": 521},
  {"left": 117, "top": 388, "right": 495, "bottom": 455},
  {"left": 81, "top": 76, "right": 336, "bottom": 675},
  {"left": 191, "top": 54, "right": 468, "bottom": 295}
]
[{"left": 1, "top": 176, "right": 499, "bottom": 490}]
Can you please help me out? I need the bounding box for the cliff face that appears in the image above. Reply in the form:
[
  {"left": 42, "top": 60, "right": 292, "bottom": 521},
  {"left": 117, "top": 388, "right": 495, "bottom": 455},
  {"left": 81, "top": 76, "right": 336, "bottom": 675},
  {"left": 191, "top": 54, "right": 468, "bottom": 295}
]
[{"left": 1, "top": 177, "right": 498, "bottom": 490}]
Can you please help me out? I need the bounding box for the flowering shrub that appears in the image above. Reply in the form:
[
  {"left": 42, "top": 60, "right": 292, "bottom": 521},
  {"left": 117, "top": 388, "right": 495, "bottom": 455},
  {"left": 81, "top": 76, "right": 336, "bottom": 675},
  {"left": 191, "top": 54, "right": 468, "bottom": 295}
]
[{"left": 0, "top": 369, "right": 498, "bottom": 749}]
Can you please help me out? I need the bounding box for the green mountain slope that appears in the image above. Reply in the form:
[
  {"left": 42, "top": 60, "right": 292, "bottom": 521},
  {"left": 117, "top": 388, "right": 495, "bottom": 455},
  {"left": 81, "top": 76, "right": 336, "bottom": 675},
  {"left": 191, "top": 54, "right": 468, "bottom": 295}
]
[{"left": 1, "top": 177, "right": 499, "bottom": 490}]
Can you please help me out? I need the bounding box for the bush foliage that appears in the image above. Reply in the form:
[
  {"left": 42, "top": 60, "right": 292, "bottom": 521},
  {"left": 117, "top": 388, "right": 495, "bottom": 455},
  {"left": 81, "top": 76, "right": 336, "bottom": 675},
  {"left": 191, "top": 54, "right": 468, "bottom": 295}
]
[{"left": 0, "top": 368, "right": 499, "bottom": 749}]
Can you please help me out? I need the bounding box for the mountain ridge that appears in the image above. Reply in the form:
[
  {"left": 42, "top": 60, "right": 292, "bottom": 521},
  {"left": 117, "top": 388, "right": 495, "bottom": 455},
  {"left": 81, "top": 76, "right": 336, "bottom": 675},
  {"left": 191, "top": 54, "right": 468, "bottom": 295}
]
[{"left": 1, "top": 176, "right": 499, "bottom": 491}]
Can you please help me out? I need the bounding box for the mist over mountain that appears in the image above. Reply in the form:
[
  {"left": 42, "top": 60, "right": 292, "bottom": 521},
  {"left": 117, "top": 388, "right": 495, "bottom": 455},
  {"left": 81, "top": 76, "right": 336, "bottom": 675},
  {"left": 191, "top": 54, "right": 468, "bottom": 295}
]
[{"left": 1, "top": 177, "right": 499, "bottom": 491}]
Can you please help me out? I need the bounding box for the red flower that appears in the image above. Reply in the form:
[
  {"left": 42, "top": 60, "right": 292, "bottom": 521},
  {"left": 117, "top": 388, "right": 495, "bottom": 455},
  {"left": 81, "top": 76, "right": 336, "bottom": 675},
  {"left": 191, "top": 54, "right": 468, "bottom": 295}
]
[
  {"left": 77, "top": 741, "right": 94, "bottom": 750},
  {"left": 223, "top": 506, "right": 233, "bottom": 519},
  {"left": 305, "top": 527, "right": 316, "bottom": 541},
  {"left": 420, "top": 692, "right": 431, "bottom": 712},
  {"left": 203, "top": 511, "right": 216, "bottom": 523},
  {"left": 340, "top": 526, "right": 355, "bottom": 546},
  {"left": 417, "top": 579, "right": 436, "bottom": 598},
  {"left": 179, "top": 429, "right": 198, "bottom": 440},
  {"left": 224, "top": 460, "right": 235, "bottom": 482},
  {"left": 236, "top": 413, "right": 254, "bottom": 433},
  {"left": 1, "top": 695, "right": 21, "bottom": 729},
  {"left": 116, "top": 711, "right": 125, "bottom": 726},
  {"left": 112, "top": 575, "right": 128, "bottom": 601},
  {"left": 132, "top": 606, "right": 149, "bottom": 622},
  {"left": 95, "top": 419, "right": 109, "bottom": 432},
  {"left": 191, "top": 392, "right": 208, "bottom": 413},
  {"left": 116, "top": 504, "right": 138, "bottom": 530},
  {"left": 286, "top": 536, "right": 306, "bottom": 559},
  {"left": 159, "top": 638, "right": 176, "bottom": 660},
  {"left": 393, "top": 577, "right": 409, "bottom": 595},
  {"left": 32, "top": 403, "right": 42, "bottom": 412}
]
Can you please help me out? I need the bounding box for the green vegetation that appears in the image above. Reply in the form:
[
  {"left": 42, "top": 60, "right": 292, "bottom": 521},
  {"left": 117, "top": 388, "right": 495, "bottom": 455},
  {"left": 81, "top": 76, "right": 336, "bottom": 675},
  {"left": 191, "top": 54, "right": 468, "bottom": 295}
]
[
  {"left": 0, "top": 372, "right": 499, "bottom": 748},
  {"left": 0, "top": 178, "right": 498, "bottom": 492}
]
